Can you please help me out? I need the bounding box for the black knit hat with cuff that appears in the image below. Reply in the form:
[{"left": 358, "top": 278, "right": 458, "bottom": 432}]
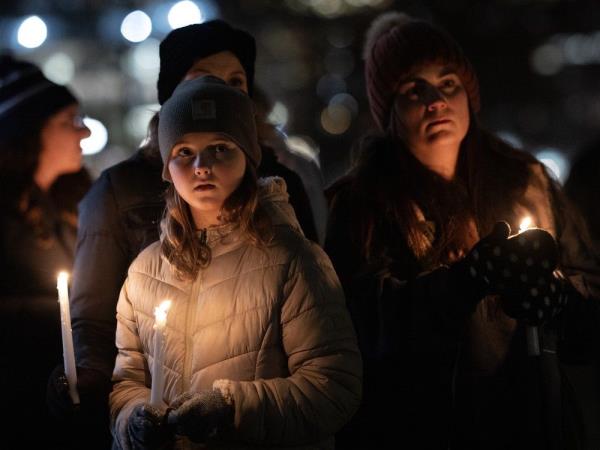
[
  {"left": 0, "top": 54, "right": 77, "bottom": 140},
  {"left": 158, "top": 75, "right": 261, "bottom": 181},
  {"left": 157, "top": 20, "right": 255, "bottom": 105}
]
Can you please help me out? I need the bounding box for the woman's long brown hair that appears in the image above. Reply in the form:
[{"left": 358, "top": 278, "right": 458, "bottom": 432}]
[{"left": 346, "top": 113, "right": 537, "bottom": 267}]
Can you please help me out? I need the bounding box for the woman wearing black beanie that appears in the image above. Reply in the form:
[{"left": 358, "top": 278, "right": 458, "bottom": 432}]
[{"left": 0, "top": 54, "right": 92, "bottom": 449}]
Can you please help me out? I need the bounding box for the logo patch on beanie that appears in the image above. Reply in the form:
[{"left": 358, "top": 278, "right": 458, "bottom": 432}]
[{"left": 192, "top": 99, "right": 216, "bottom": 120}]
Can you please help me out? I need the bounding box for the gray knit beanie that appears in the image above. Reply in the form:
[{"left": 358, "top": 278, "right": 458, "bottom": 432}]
[{"left": 158, "top": 75, "right": 260, "bottom": 181}]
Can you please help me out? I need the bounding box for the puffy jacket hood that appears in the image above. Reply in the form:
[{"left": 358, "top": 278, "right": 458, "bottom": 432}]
[{"left": 258, "top": 176, "right": 303, "bottom": 235}]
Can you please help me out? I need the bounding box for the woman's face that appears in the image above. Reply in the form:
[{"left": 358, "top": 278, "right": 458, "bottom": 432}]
[
  {"left": 37, "top": 103, "right": 90, "bottom": 185},
  {"left": 168, "top": 132, "right": 246, "bottom": 228},
  {"left": 183, "top": 51, "right": 248, "bottom": 93},
  {"left": 392, "top": 62, "right": 470, "bottom": 177}
]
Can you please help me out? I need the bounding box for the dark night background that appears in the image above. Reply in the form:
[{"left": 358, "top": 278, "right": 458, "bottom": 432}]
[{"left": 1, "top": 0, "right": 598, "bottom": 187}]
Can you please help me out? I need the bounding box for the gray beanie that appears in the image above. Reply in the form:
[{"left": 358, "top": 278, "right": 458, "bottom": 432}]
[{"left": 158, "top": 75, "right": 261, "bottom": 181}]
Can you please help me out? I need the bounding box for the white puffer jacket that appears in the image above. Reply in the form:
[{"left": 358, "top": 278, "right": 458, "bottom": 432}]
[{"left": 109, "top": 177, "right": 362, "bottom": 449}]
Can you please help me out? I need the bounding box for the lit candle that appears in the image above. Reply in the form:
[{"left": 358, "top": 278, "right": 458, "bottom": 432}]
[
  {"left": 519, "top": 216, "right": 532, "bottom": 232},
  {"left": 517, "top": 216, "right": 541, "bottom": 356},
  {"left": 150, "top": 300, "right": 172, "bottom": 408},
  {"left": 57, "top": 272, "right": 80, "bottom": 405}
]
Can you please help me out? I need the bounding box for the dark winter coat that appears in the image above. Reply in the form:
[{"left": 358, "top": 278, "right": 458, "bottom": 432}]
[
  {"left": 0, "top": 172, "right": 90, "bottom": 449},
  {"left": 324, "top": 143, "right": 600, "bottom": 450}
]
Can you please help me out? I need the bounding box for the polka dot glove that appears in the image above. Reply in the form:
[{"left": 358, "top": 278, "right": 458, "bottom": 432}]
[
  {"left": 463, "top": 222, "right": 568, "bottom": 325},
  {"left": 499, "top": 270, "right": 570, "bottom": 326}
]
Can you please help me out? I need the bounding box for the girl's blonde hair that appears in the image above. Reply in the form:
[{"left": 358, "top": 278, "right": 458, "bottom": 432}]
[{"left": 160, "top": 160, "right": 272, "bottom": 280}]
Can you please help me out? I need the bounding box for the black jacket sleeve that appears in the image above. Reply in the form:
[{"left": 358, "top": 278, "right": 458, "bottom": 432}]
[
  {"left": 70, "top": 171, "right": 132, "bottom": 379},
  {"left": 71, "top": 153, "right": 166, "bottom": 379}
]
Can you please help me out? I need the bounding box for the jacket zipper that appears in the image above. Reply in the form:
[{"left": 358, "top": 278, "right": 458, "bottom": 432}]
[{"left": 182, "top": 229, "right": 207, "bottom": 392}]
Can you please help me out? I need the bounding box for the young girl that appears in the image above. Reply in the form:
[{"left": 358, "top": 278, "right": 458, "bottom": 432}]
[
  {"left": 109, "top": 76, "right": 361, "bottom": 449},
  {"left": 325, "top": 12, "right": 599, "bottom": 450}
]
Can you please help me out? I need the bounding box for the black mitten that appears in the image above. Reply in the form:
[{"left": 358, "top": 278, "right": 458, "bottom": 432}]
[
  {"left": 450, "top": 222, "right": 569, "bottom": 325},
  {"left": 457, "top": 222, "right": 567, "bottom": 325},
  {"left": 167, "top": 389, "right": 234, "bottom": 443},
  {"left": 127, "top": 403, "right": 173, "bottom": 450},
  {"left": 46, "top": 365, "right": 112, "bottom": 421}
]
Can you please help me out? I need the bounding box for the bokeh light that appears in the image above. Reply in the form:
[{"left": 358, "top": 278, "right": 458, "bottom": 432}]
[
  {"left": 496, "top": 130, "right": 524, "bottom": 149},
  {"left": 17, "top": 16, "right": 47, "bottom": 49},
  {"left": 320, "top": 103, "right": 351, "bottom": 135},
  {"left": 530, "top": 43, "right": 563, "bottom": 76},
  {"left": 122, "top": 38, "right": 160, "bottom": 83},
  {"left": 286, "top": 135, "right": 320, "bottom": 165},
  {"left": 125, "top": 104, "right": 159, "bottom": 141},
  {"left": 168, "top": 1, "right": 203, "bottom": 29},
  {"left": 329, "top": 93, "right": 358, "bottom": 117},
  {"left": 535, "top": 148, "right": 570, "bottom": 183},
  {"left": 316, "top": 74, "right": 346, "bottom": 100},
  {"left": 267, "top": 101, "right": 289, "bottom": 128},
  {"left": 43, "top": 52, "right": 75, "bottom": 85},
  {"left": 81, "top": 117, "right": 108, "bottom": 155},
  {"left": 120, "top": 10, "right": 152, "bottom": 43}
]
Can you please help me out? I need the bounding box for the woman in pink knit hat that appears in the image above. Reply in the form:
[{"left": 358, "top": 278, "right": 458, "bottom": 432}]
[{"left": 325, "top": 11, "right": 598, "bottom": 450}]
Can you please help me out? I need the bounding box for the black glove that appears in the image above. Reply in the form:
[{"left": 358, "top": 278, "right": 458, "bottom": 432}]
[
  {"left": 46, "top": 364, "right": 112, "bottom": 421},
  {"left": 167, "top": 390, "right": 234, "bottom": 443},
  {"left": 127, "top": 403, "right": 173, "bottom": 450}
]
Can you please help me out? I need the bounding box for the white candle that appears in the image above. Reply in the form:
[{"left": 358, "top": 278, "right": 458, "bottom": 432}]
[
  {"left": 57, "top": 272, "right": 80, "bottom": 405},
  {"left": 150, "top": 300, "right": 172, "bottom": 408}
]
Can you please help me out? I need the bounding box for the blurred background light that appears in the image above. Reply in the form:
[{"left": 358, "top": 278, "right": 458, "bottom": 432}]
[
  {"left": 168, "top": 1, "right": 204, "bottom": 29},
  {"left": 534, "top": 148, "right": 570, "bottom": 183},
  {"left": 311, "top": 0, "right": 344, "bottom": 18},
  {"left": 286, "top": 134, "right": 320, "bottom": 165},
  {"left": 329, "top": 93, "right": 358, "bottom": 117},
  {"left": 530, "top": 43, "right": 563, "bottom": 75},
  {"left": 125, "top": 104, "right": 159, "bottom": 141},
  {"left": 17, "top": 15, "right": 47, "bottom": 49},
  {"left": 81, "top": 117, "right": 108, "bottom": 155},
  {"left": 120, "top": 10, "right": 152, "bottom": 43},
  {"left": 43, "top": 52, "right": 75, "bottom": 85},
  {"left": 122, "top": 38, "right": 160, "bottom": 84},
  {"left": 316, "top": 74, "right": 346, "bottom": 100},
  {"left": 496, "top": 130, "right": 524, "bottom": 149},
  {"left": 320, "top": 103, "right": 352, "bottom": 135},
  {"left": 267, "top": 101, "right": 289, "bottom": 128}
]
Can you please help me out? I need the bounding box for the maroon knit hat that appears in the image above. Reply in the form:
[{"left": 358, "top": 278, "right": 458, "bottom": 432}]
[{"left": 363, "top": 12, "right": 480, "bottom": 131}]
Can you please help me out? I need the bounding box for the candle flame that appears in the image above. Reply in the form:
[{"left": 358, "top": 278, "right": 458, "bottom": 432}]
[
  {"left": 519, "top": 216, "right": 533, "bottom": 232},
  {"left": 154, "top": 300, "right": 172, "bottom": 328},
  {"left": 57, "top": 271, "right": 69, "bottom": 287}
]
